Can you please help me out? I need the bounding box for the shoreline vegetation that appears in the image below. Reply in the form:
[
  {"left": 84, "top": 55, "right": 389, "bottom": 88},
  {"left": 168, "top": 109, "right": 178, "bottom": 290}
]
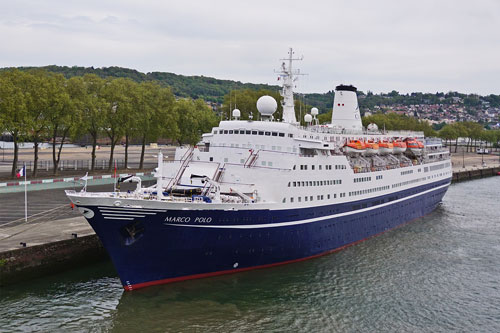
[{"left": 1, "top": 67, "right": 499, "bottom": 180}]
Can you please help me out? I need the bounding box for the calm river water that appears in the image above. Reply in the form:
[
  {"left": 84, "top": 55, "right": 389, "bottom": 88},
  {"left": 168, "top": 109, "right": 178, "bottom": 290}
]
[{"left": 1, "top": 177, "right": 500, "bottom": 332}]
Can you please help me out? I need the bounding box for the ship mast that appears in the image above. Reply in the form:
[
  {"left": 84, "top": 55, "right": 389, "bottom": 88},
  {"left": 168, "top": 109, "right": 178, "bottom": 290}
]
[{"left": 276, "top": 48, "right": 304, "bottom": 124}]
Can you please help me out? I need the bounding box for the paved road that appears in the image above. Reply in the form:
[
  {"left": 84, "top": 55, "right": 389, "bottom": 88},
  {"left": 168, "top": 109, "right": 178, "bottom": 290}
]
[
  {"left": 0, "top": 145, "right": 176, "bottom": 178},
  {"left": 0, "top": 180, "right": 155, "bottom": 227}
]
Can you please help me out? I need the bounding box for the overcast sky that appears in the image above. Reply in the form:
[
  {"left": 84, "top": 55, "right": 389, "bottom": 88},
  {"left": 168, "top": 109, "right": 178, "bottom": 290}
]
[{"left": 1, "top": 0, "right": 499, "bottom": 95}]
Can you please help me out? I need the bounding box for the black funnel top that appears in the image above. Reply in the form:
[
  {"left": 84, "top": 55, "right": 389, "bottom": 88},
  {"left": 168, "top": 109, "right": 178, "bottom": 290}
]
[{"left": 335, "top": 85, "right": 357, "bottom": 92}]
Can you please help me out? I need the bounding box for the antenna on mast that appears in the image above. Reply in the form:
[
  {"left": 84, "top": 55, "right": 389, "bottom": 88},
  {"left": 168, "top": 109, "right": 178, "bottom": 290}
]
[{"left": 274, "top": 47, "right": 307, "bottom": 124}]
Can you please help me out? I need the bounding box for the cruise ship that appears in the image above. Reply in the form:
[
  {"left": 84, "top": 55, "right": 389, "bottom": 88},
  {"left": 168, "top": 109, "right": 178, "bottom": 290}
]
[{"left": 66, "top": 49, "right": 452, "bottom": 291}]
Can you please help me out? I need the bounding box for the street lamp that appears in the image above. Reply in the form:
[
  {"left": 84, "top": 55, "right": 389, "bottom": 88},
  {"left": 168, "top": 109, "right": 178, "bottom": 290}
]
[
  {"left": 462, "top": 146, "right": 465, "bottom": 169},
  {"left": 481, "top": 143, "right": 484, "bottom": 167}
]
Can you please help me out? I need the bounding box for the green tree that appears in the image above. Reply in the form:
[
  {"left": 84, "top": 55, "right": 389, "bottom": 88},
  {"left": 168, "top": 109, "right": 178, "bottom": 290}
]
[
  {"left": 438, "top": 124, "right": 457, "bottom": 150},
  {"left": 81, "top": 74, "right": 108, "bottom": 170},
  {"left": 135, "top": 82, "right": 178, "bottom": 169},
  {"left": 0, "top": 70, "right": 29, "bottom": 177},
  {"left": 47, "top": 75, "right": 82, "bottom": 175},
  {"left": 175, "top": 98, "right": 217, "bottom": 145},
  {"left": 102, "top": 78, "right": 133, "bottom": 171}
]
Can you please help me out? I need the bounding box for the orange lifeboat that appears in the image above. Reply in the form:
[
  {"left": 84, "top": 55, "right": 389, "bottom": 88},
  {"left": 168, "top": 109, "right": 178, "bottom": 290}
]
[
  {"left": 365, "top": 140, "right": 379, "bottom": 156},
  {"left": 378, "top": 140, "right": 393, "bottom": 155},
  {"left": 393, "top": 139, "right": 407, "bottom": 154},
  {"left": 344, "top": 140, "right": 367, "bottom": 155},
  {"left": 405, "top": 138, "right": 423, "bottom": 156}
]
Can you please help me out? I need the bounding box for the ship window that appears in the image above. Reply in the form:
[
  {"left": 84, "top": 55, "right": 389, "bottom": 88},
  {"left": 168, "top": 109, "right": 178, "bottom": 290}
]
[
  {"left": 229, "top": 130, "right": 233, "bottom": 134},
  {"left": 224, "top": 158, "right": 228, "bottom": 162},
  {"left": 279, "top": 133, "right": 285, "bottom": 137},
  {"left": 298, "top": 197, "right": 301, "bottom": 202},
  {"left": 288, "top": 134, "right": 293, "bottom": 138},
  {"left": 224, "top": 130, "right": 228, "bottom": 134},
  {"left": 308, "top": 181, "right": 312, "bottom": 186},
  {"left": 272, "top": 132, "right": 278, "bottom": 136},
  {"left": 282, "top": 198, "right": 286, "bottom": 203},
  {"left": 301, "top": 181, "right": 305, "bottom": 186},
  {"left": 261, "top": 161, "right": 266, "bottom": 166},
  {"left": 293, "top": 165, "right": 296, "bottom": 170},
  {"left": 312, "top": 165, "right": 315, "bottom": 170},
  {"left": 268, "top": 162, "right": 273, "bottom": 166},
  {"left": 240, "top": 159, "right": 245, "bottom": 163},
  {"left": 265, "top": 132, "right": 271, "bottom": 136},
  {"left": 234, "top": 130, "right": 239, "bottom": 134},
  {"left": 213, "top": 130, "right": 218, "bottom": 134},
  {"left": 334, "top": 194, "right": 337, "bottom": 198},
  {"left": 310, "top": 196, "right": 313, "bottom": 201},
  {"left": 305, "top": 196, "right": 308, "bottom": 201},
  {"left": 252, "top": 131, "right": 257, "bottom": 135},
  {"left": 272, "top": 146, "right": 276, "bottom": 150},
  {"left": 293, "top": 181, "right": 296, "bottom": 187},
  {"left": 327, "top": 194, "right": 330, "bottom": 199},
  {"left": 258, "top": 131, "right": 264, "bottom": 135},
  {"left": 210, "top": 157, "right": 213, "bottom": 161},
  {"left": 317, "top": 195, "right": 320, "bottom": 200},
  {"left": 290, "top": 197, "right": 294, "bottom": 202},
  {"left": 319, "top": 165, "right": 322, "bottom": 170}
]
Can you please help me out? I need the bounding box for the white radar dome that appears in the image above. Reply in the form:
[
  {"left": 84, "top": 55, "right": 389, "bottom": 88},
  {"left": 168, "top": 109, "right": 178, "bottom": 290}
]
[
  {"left": 304, "top": 114, "right": 313, "bottom": 123},
  {"left": 311, "top": 107, "right": 319, "bottom": 116},
  {"left": 256, "top": 95, "right": 277, "bottom": 116},
  {"left": 232, "top": 109, "right": 241, "bottom": 119},
  {"left": 367, "top": 123, "right": 379, "bottom": 132}
]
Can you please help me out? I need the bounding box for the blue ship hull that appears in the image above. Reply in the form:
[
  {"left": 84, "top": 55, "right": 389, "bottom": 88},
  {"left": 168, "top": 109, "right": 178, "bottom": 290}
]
[{"left": 82, "top": 178, "right": 450, "bottom": 290}]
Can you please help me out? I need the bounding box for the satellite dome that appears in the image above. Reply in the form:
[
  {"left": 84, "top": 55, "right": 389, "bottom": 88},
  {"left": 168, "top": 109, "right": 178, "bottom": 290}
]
[
  {"left": 367, "top": 123, "right": 379, "bottom": 132},
  {"left": 256, "top": 95, "right": 277, "bottom": 116},
  {"left": 232, "top": 109, "right": 241, "bottom": 119},
  {"left": 311, "top": 107, "right": 319, "bottom": 116},
  {"left": 304, "top": 114, "right": 313, "bottom": 123}
]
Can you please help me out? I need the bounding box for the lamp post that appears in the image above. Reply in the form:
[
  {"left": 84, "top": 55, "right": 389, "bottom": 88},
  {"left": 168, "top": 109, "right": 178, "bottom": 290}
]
[
  {"left": 481, "top": 143, "right": 484, "bottom": 167},
  {"left": 462, "top": 146, "right": 465, "bottom": 169}
]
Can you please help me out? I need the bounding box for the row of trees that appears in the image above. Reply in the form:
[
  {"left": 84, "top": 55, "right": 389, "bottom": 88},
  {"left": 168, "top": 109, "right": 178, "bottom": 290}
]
[
  {"left": 438, "top": 122, "right": 500, "bottom": 152},
  {"left": 0, "top": 69, "right": 217, "bottom": 177}
]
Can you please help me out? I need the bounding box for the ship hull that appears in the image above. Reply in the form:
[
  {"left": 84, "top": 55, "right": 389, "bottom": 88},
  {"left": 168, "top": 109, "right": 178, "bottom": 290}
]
[{"left": 78, "top": 178, "right": 450, "bottom": 291}]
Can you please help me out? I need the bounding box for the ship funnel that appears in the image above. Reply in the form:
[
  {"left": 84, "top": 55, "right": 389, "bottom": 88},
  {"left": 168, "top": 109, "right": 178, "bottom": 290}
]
[{"left": 331, "top": 85, "right": 362, "bottom": 131}]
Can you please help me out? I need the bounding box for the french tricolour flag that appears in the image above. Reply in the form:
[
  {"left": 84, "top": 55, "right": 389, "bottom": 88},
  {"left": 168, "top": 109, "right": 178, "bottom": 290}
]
[{"left": 16, "top": 165, "right": 25, "bottom": 178}]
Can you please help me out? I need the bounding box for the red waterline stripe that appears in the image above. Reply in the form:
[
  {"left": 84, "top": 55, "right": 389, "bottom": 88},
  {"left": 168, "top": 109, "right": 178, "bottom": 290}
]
[
  {"left": 54, "top": 179, "right": 63, "bottom": 182},
  {"left": 125, "top": 212, "right": 433, "bottom": 291},
  {"left": 7, "top": 182, "right": 19, "bottom": 186}
]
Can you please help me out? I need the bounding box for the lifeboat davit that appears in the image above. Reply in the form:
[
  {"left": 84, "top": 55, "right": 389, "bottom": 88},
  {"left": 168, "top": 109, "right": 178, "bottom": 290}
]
[
  {"left": 344, "top": 140, "right": 367, "bottom": 155},
  {"left": 378, "top": 140, "right": 393, "bottom": 155},
  {"left": 393, "top": 139, "right": 407, "bottom": 154},
  {"left": 405, "top": 138, "right": 423, "bottom": 156},
  {"left": 365, "top": 140, "right": 379, "bottom": 156}
]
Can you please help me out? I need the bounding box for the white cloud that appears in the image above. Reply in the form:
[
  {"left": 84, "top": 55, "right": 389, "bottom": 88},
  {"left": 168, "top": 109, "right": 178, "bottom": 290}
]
[{"left": 1, "top": 0, "right": 499, "bottom": 95}]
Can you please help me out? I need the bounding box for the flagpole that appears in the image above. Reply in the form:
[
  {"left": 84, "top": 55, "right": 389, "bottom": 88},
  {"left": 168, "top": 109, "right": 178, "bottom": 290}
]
[{"left": 24, "top": 163, "right": 27, "bottom": 222}]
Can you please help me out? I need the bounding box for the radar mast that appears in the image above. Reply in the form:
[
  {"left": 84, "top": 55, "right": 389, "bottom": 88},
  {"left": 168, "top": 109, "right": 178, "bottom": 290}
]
[{"left": 276, "top": 48, "right": 305, "bottom": 124}]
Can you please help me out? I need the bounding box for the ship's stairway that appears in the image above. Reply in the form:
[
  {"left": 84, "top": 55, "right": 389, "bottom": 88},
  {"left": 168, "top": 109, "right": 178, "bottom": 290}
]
[
  {"left": 166, "top": 146, "right": 194, "bottom": 190},
  {"left": 244, "top": 149, "right": 260, "bottom": 168}
]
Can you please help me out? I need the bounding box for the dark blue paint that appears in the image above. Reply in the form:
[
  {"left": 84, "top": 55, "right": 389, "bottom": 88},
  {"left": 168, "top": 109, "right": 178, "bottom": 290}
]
[{"left": 82, "top": 178, "right": 451, "bottom": 287}]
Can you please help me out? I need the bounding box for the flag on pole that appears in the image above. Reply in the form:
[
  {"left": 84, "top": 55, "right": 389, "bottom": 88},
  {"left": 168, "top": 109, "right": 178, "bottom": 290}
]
[{"left": 16, "top": 165, "right": 25, "bottom": 178}]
